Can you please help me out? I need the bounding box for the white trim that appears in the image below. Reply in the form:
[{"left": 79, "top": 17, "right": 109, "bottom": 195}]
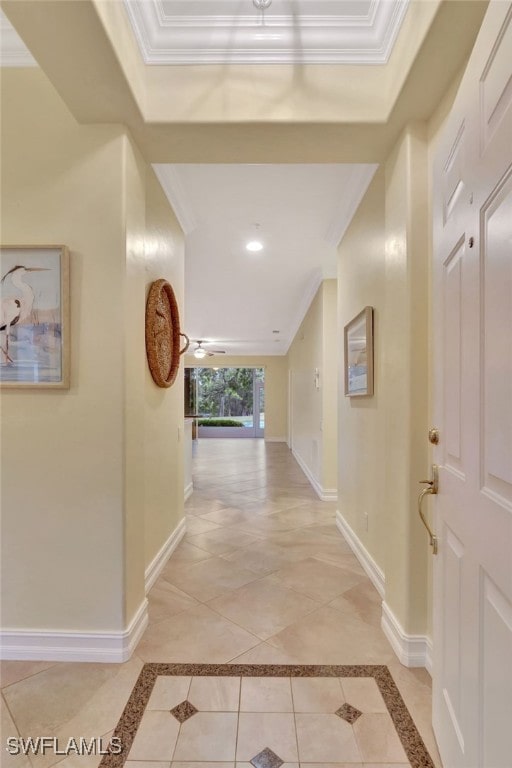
[
  {"left": 0, "top": 600, "right": 148, "bottom": 663},
  {"left": 324, "top": 165, "right": 379, "bottom": 246},
  {"left": 123, "top": 0, "right": 410, "bottom": 65},
  {"left": 144, "top": 517, "right": 187, "bottom": 593},
  {"left": 319, "top": 488, "right": 338, "bottom": 501},
  {"left": 184, "top": 482, "right": 194, "bottom": 501},
  {"left": 284, "top": 270, "right": 323, "bottom": 354},
  {"left": 335, "top": 510, "right": 385, "bottom": 597},
  {"left": 264, "top": 436, "right": 288, "bottom": 443},
  {"left": 335, "top": 510, "right": 432, "bottom": 671},
  {"left": 381, "top": 601, "right": 432, "bottom": 670},
  {"left": 153, "top": 165, "right": 197, "bottom": 235},
  {"left": 425, "top": 636, "right": 433, "bottom": 676},
  {"left": 0, "top": 11, "right": 38, "bottom": 67},
  {"left": 293, "top": 449, "right": 338, "bottom": 502}
]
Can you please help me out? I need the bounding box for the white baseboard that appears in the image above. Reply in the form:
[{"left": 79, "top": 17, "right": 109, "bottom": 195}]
[
  {"left": 145, "top": 517, "right": 187, "bottom": 593},
  {"left": 292, "top": 449, "right": 338, "bottom": 502},
  {"left": 319, "top": 488, "right": 338, "bottom": 501},
  {"left": 381, "top": 601, "right": 432, "bottom": 670},
  {"left": 335, "top": 510, "right": 385, "bottom": 597},
  {"left": 265, "top": 437, "right": 288, "bottom": 443},
  {"left": 425, "top": 636, "right": 433, "bottom": 676},
  {"left": 335, "top": 510, "right": 432, "bottom": 672},
  {"left": 0, "top": 599, "right": 148, "bottom": 663},
  {"left": 184, "top": 482, "right": 194, "bottom": 502},
  {"left": 0, "top": 517, "right": 189, "bottom": 663}
]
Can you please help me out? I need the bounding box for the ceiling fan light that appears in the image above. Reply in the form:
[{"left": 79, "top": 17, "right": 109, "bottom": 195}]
[
  {"left": 246, "top": 240, "right": 263, "bottom": 252},
  {"left": 194, "top": 347, "right": 207, "bottom": 359}
]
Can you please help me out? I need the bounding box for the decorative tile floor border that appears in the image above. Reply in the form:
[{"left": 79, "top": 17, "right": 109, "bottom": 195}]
[{"left": 99, "top": 664, "right": 434, "bottom": 768}]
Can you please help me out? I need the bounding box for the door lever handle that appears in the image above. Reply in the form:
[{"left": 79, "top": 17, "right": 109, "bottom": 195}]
[{"left": 418, "top": 465, "right": 438, "bottom": 554}]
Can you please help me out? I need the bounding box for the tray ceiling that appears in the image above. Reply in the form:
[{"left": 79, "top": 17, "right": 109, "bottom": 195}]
[{"left": 123, "top": 0, "right": 410, "bottom": 65}]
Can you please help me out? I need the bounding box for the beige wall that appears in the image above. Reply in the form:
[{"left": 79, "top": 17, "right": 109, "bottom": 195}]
[
  {"left": 123, "top": 134, "right": 147, "bottom": 623},
  {"left": 321, "top": 280, "right": 339, "bottom": 492},
  {"left": 0, "top": 68, "right": 126, "bottom": 631},
  {"left": 288, "top": 280, "right": 338, "bottom": 495},
  {"left": 337, "top": 125, "right": 430, "bottom": 636},
  {"left": 143, "top": 168, "right": 185, "bottom": 571},
  {"left": 184, "top": 356, "right": 288, "bottom": 441},
  {"left": 383, "top": 125, "right": 429, "bottom": 634},
  {"left": 0, "top": 68, "right": 185, "bottom": 635},
  {"left": 337, "top": 170, "right": 387, "bottom": 563},
  {"left": 289, "top": 287, "right": 323, "bottom": 484}
]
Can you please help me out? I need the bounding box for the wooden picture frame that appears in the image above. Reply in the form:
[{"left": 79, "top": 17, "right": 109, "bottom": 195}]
[
  {"left": 0, "top": 245, "right": 70, "bottom": 388},
  {"left": 344, "top": 306, "right": 374, "bottom": 397}
]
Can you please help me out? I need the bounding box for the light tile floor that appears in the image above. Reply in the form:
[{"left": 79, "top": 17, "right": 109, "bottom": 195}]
[
  {"left": 1, "top": 439, "right": 442, "bottom": 768},
  {"left": 117, "top": 666, "right": 425, "bottom": 767}
]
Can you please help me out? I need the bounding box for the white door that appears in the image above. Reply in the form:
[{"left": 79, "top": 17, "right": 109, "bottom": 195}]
[
  {"left": 254, "top": 378, "right": 265, "bottom": 438},
  {"left": 432, "top": 3, "right": 512, "bottom": 767}
]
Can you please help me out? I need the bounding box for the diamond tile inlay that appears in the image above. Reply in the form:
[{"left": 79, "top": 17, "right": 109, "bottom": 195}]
[
  {"left": 250, "top": 746, "right": 284, "bottom": 768},
  {"left": 335, "top": 702, "right": 363, "bottom": 724},
  {"left": 170, "top": 699, "right": 198, "bottom": 723}
]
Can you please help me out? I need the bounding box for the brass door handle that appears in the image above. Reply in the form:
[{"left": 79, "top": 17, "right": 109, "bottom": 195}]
[{"left": 418, "top": 465, "right": 438, "bottom": 555}]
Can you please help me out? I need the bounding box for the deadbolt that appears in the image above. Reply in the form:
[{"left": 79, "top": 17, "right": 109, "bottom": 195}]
[{"left": 428, "top": 427, "right": 440, "bottom": 445}]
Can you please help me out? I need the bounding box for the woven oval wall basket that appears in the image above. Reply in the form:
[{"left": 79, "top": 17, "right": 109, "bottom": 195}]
[{"left": 145, "top": 279, "right": 189, "bottom": 388}]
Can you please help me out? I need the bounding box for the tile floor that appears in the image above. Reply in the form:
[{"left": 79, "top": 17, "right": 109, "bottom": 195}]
[
  {"left": 102, "top": 664, "right": 435, "bottom": 768},
  {"left": 1, "top": 439, "right": 442, "bottom": 768}
]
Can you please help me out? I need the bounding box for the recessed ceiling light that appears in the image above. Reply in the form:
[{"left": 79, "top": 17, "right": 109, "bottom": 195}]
[{"left": 246, "top": 240, "right": 263, "bottom": 252}]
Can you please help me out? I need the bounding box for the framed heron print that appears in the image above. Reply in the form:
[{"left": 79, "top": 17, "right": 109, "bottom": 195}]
[
  {"left": 344, "top": 306, "right": 374, "bottom": 397},
  {"left": 0, "top": 245, "right": 70, "bottom": 388}
]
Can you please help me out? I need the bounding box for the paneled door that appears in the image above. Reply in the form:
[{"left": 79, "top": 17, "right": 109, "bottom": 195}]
[{"left": 432, "top": 3, "right": 512, "bottom": 767}]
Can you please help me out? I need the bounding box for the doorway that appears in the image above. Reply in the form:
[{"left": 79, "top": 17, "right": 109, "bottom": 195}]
[
  {"left": 189, "top": 367, "right": 265, "bottom": 439},
  {"left": 254, "top": 377, "right": 265, "bottom": 438}
]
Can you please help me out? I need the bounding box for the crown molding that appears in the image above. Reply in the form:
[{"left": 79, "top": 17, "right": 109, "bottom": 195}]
[
  {"left": 123, "top": 0, "right": 409, "bottom": 65},
  {"left": 0, "top": 11, "right": 37, "bottom": 67},
  {"left": 324, "top": 164, "right": 379, "bottom": 247},
  {"left": 153, "top": 164, "right": 197, "bottom": 235},
  {"left": 283, "top": 268, "right": 324, "bottom": 353}
]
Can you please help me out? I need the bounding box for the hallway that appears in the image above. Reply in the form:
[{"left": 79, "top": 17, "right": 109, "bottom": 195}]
[
  {"left": 2, "top": 440, "right": 440, "bottom": 768},
  {"left": 142, "top": 439, "right": 390, "bottom": 665}
]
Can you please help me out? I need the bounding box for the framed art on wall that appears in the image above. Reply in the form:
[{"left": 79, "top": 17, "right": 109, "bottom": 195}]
[
  {"left": 344, "top": 305, "right": 374, "bottom": 397},
  {"left": 0, "top": 245, "right": 70, "bottom": 388}
]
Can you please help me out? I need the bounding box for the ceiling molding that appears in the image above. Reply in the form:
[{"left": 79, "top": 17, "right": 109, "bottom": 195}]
[
  {"left": 0, "top": 10, "right": 37, "bottom": 67},
  {"left": 123, "top": 0, "right": 410, "bottom": 65},
  {"left": 324, "top": 164, "right": 379, "bottom": 247},
  {"left": 283, "top": 268, "right": 324, "bottom": 354},
  {"left": 153, "top": 165, "right": 197, "bottom": 235}
]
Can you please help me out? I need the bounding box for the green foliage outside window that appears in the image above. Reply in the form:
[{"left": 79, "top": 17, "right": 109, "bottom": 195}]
[
  {"left": 198, "top": 418, "right": 244, "bottom": 427},
  {"left": 196, "top": 367, "right": 262, "bottom": 418}
]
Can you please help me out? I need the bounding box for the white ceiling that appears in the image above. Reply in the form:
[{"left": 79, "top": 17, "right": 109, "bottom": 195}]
[
  {"left": 124, "top": 0, "right": 410, "bottom": 65},
  {"left": 154, "top": 163, "right": 377, "bottom": 356},
  {"left": 0, "top": 3, "right": 382, "bottom": 357}
]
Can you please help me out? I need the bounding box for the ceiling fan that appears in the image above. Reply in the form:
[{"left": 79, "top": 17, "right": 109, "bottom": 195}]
[{"left": 192, "top": 340, "right": 227, "bottom": 359}]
